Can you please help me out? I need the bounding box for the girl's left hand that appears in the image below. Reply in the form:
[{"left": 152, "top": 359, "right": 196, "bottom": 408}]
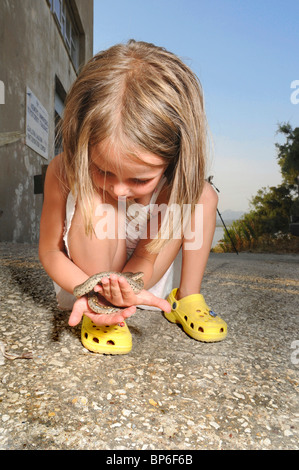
[
  {"left": 94, "top": 273, "right": 171, "bottom": 313},
  {"left": 68, "top": 294, "right": 137, "bottom": 327}
]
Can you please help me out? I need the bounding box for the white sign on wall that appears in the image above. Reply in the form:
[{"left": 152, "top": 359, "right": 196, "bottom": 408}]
[
  {"left": 26, "top": 87, "right": 49, "bottom": 159},
  {"left": 0, "top": 80, "right": 4, "bottom": 104}
]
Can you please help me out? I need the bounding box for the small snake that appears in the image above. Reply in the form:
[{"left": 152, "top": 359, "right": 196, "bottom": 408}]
[{"left": 73, "top": 271, "right": 144, "bottom": 314}]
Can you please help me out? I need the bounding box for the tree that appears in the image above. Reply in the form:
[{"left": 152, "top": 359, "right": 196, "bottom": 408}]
[
  {"left": 245, "top": 122, "right": 299, "bottom": 235},
  {"left": 249, "top": 184, "right": 294, "bottom": 235},
  {"left": 275, "top": 122, "right": 299, "bottom": 186},
  {"left": 216, "top": 123, "right": 299, "bottom": 251}
]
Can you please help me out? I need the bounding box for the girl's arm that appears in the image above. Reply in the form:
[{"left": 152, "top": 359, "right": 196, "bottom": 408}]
[
  {"left": 122, "top": 241, "right": 157, "bottom": 288},
  {"left": 39, "top": 155, "right": 89, "bottom": 293},
  {"left": 40, "top": 155, "right": 145, "bottom": 327}
]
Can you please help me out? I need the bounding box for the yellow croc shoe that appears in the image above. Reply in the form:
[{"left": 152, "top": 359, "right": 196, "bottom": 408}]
[
  {"left": 164, "top": 288, "right": 227, "bottom": 343},
  {"left": 81, "top": 315, "right": 132, "bottom": 354}
]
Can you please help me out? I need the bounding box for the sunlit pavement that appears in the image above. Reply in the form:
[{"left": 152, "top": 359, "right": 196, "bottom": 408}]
[{"left": 0, "top": 242, "right": 298, "bottom": 450}]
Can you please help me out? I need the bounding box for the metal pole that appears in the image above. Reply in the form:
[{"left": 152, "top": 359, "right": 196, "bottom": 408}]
[{"left": 207, "top": 176, "right": 239, "bottom": 255}]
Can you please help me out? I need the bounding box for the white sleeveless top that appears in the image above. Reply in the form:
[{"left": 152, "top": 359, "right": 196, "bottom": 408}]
[{"left": 53, "top": 177, "right": 174, "bottom": 311}]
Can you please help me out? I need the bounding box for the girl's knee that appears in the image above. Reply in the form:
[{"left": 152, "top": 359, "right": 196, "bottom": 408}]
[{"left": 68, "top": 200, "right": 127, "bottom": 274}]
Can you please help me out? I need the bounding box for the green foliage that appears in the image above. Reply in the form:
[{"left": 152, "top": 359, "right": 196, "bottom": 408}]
[
  {"left": 216, "top": 214, "right": 257, "bottom": 253},
  {"left": 291, "top": 199, "right": 299, "bottom": 217},
  {"left": 249, "top": 184, "right": 294, "bottom": 235},
  {"left": 214, "top": 122, "right": 299, "bottom": 253},
  {"left": 275, "top": 123, "right": 299, "bottom": 185}
]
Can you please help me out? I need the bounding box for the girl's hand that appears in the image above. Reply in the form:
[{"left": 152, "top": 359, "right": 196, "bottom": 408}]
[
  {"left": 94, "top": 273, "right": 171, "bottom": 313},
  {"left": 68, "top": 295, "right": 136, "bottom": 327}
]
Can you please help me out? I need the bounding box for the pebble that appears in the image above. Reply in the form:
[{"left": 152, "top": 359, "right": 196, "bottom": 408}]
[
  {"left": 233, "top": 392, "right": 245, "bottom": 400},
  {"left": 262, "top": 438, "right": 272, "bottom": 447},
  {"left": 210, "top": 421, "right": 220, "bottom": 430}
]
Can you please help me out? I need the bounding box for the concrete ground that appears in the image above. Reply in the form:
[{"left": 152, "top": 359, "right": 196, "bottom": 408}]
[{"left": 0, "top": 242, "right": 298, "bottom": 450}]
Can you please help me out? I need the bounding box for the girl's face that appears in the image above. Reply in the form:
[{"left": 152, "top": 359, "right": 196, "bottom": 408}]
[{"left": 90, "top": 140, "right": 167, "bottom": 205}]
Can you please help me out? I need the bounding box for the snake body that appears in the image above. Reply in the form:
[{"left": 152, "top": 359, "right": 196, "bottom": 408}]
[{"left": 73, "top": 271, "right": 144, "bottom": 314}]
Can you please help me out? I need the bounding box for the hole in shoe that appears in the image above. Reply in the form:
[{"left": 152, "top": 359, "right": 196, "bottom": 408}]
[
  {"left": 184, "top": 315, "right": 188, "bottom": 321},
  {"left": 93, "top": 337, "right": 99, "bottom": 343},
  {"left": 107, "top": 340, "right": 115, "bottom": 345},
  {"left": 84, "top": 333, "right": 88, "bottom": 339},
  {"left": 198, "top": 327, "right": 204, "bottom": 332},
  {"left": 220, "top": 328, "right": 224, "bottom": 333},
  {"left": 190, "top": 322, "right": 194, "bottom": 329}
]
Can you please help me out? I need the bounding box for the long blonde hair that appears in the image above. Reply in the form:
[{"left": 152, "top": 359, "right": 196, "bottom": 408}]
[{"left": 62, "top": 39, "right": 208, "bottom": 252}]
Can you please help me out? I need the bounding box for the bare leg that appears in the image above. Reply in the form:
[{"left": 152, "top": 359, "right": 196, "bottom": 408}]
[
  {"left": 67, "top": 194, "right": 136, "bottom": 328},
  {"left": 177, "top": 182, "right": 218, "bottom": 299},
  {"left": 160, "top": 183, "right": 227, "bottom": 342},
  {"left": 147, "top": 182, "right": 218, "bottom": 297},
  {"left": 67, "top": 194, "right": 127, "bottom": 276}
]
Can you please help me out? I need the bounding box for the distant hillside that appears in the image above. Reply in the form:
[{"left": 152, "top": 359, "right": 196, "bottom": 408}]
[{"left": 216, "top": 209, "right": 245, "bottom": 226}]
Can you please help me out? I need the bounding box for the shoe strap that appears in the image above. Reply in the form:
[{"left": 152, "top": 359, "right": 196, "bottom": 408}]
[{"left": 170, "top": 291, "right": 217, "bottom": 317}]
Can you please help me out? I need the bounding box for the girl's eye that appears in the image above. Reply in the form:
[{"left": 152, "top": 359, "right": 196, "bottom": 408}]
[
  {"left": 97, "top": 168, "right": 109, "bottom": 176},
  {"left": 132, "top": 179, "right": 150, "bottom": 185},
  {"left": 95, "top": 166, "right": 150, "bottom": 185}
]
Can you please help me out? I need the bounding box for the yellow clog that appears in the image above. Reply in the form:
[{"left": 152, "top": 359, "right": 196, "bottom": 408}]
[
  {"left": 164, "top": 288, "right": 227, "bottom": 342},
  {"left": 81, "top": 315, "right": 132, "bottom": 354}
]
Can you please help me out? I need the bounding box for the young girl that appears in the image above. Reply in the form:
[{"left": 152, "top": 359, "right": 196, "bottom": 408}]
[{"left": 39, "top": 40, "right": 227, "bottom": 354}]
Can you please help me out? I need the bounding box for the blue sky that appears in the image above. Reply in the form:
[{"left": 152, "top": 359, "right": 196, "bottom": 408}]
[{"left": 93, "top": 0, "right": 299, "bottom": 212}]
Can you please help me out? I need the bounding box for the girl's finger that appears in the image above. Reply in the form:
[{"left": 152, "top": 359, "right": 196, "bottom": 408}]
[
  {"left": 118, "top": 276, "right": 135, "bottom": 299},
  {"left": 68, "top": 297, "right": 88, "bottom": 326},
  {"left": 100, "top": 276, "right": 111, "bottom": 297},
  {"left": 94, "top": 284, "right": 102, "bottom": 293},
  {"left": 109, "top": 275, "right": 124, "bottom": 301}
]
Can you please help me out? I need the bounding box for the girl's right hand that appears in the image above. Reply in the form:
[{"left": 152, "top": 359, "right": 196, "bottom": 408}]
[{"left": 68, "top": 296, "right": 137, "bottom": 327}]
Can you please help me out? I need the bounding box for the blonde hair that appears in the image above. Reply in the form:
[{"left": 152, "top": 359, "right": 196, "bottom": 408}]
[{"left": 62, "top": 39, "right": 208, "bottom": 252}]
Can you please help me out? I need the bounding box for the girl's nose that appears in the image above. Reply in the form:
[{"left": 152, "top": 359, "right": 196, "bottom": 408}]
[{"left": 110, "top": 182, "right": 128, "bottom": 197}]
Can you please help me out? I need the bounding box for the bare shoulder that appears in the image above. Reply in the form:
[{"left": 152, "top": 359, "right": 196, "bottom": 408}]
[
  {"left": 47, "top": 153, "right": 62, "bottom": 173},
  {"left": 44, "top": 153, "right": 69, "bottom": 197},
  {"left": 39, "top": 154, "right": 69, "bottom": 255},
  {"left": 200, "top": 181, "right": 219, "bottom": 207},
  {"left": 41, "top": 153, "right": 69, "bottom": 230}
]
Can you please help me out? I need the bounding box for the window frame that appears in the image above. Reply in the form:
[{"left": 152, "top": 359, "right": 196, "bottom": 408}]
[{"left": 47, "top": 0, "right": 80, "bottom": 71}]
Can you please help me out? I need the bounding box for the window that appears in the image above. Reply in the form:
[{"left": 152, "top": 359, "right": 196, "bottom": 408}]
[
  {"left": 48, "top": 0, "right": 80, "bottom": 70},
  {"left": 53, "top": 0, "right": 62, "bottom": 25},
  {"left": 54, "top": 76, "right": 66, "bottom": 155}
]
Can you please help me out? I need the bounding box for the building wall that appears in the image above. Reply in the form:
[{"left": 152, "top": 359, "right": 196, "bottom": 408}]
[{"left": 0, "top": 0, "right": 93, "bottom": 243}]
